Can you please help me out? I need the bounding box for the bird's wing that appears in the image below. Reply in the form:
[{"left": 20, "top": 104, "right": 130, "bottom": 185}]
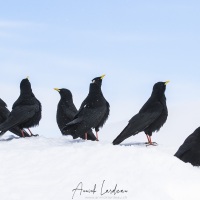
[
  {"left": 62, "top": 118, "right": 82, "bottom": 128},
  {"left": 174, "top": 128, "right": 200, "bottom": 158},
  {"left": 62, "top": 102, "right": 105, "bottom": 137},
  {"left": 61, "top": 117, "right": 83, "bottom": 137},
  {"left": 113, "top": 103, "right": 163, "bottom": 145},
  {"left": 0, "top": 105, "right": 38, "bottom": 132},
  {"left": 74, "top": 97, "right": 89, "bottom": 119},
  {"left": 0, "top": 102, "right": 30, "bottom": 137}
]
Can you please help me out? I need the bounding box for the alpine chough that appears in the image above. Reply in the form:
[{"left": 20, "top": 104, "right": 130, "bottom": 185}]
[
  {"left": 0, "top": 98, "right": 30, "bottom": 137},
  {"left": 174, "top": 127, "right": 200, "bottom": 166},
  {"left": 0, "top": 77, "right": 41, "bottom": 137},
  {"left": 54, "top": 88, "right": 97, "bottom": 141},
  {"left": 62, "top": 75, "right": 110, "bottom": 140},
  {"left": 113, "top": 81, "right": 169, "bottom": 145}
]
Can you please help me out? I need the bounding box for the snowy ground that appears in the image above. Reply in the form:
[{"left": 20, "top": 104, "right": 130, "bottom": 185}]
[{"left": 0, "top": 122, "right": 200, "bottom": 200}]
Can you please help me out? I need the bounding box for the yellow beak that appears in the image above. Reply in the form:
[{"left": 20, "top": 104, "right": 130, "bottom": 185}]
[
  {"left": 100, "top": 74, "right": 106, "bottom": 79},
  {"left": 54, "top": 88, "right": 60, "bottom": 92},
  {"left": 26, "top": 76, "right": 29, "bottom": 80},
  {"left": 165, "top": 80, "right": 170, "bottom": 85}
]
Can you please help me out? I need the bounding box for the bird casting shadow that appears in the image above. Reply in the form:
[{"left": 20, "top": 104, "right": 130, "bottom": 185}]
[
  {"left": 120, "top": 142, "right": 152, "bottom": 146},
  {"left": 120, "top": 142, "right": 158, "bottom": 147},
  {"left": 0, "top": 135, "right": 20, "bottom": 142},
  {"left": 67, "top": 138, "right": 87, "bottom": 144}
]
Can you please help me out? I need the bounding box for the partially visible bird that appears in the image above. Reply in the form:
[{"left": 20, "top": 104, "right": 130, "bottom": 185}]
[
  {"left": 0, "top": 98, "right": 30, "bottom": 137},
  {"left": 62, "top": 75, "right": 110, "bottom": 140},
  {"left": 174, "top": 127, "right": 200, "bottom": 166},
  {"left": 54, "top": 88, "right": 97, "bottom": 141},
  {"left": 113, "top": 81, "right": 169, "bottom": 145},
  {"left": 0, "top": 77, "right": 42, "bottom": 137}
]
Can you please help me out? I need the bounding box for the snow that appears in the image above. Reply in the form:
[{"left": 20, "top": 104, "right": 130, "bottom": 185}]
[{"left": 0, "top": 124, "right": 200, "bottom": 200}]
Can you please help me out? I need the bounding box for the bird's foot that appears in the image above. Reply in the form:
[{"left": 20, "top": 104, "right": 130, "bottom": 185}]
[
  {"left": 30, "top": 134, "right": 39, "bottom": 137},
  {"left": 145, "top": 142, "right": 158, "bottom": 146}
]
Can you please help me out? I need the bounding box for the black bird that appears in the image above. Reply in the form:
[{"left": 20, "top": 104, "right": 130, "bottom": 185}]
[
  {"left": 0, "top": 98, "right": 30, "bottom": 137},
  {"left": 174, "top": 127, "right": 200, "bottom": 166},
  {"left": 113, "top": 81, "right": 169, "bottom": 145},
  {"left": 0, "top": 77, "right": 42, "bottom": 137},
  {"left": 54, "top": 88, "right": 97, "bottom": 141},
  {"left": 62, "top": 75, "right": 110, "bottom": 140}
]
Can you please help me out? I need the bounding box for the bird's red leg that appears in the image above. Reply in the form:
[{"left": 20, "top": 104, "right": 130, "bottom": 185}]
[
  {"left": 149, "top": 136, "right": 158, "bottom": 145},
  {"left": 85, "top": 133, "right": 87, "bottom": 140},
  {"left": 20, "top": 130, "right": 25, "bottom": 138},
  {"left": 146, "top": 136, "right": 158, "bottom": 146},
  {"left": 96, "top": 132, "right": 99, "bottom": 141},
  {"left": 149, "top": 136, "right": 153, "bottom": 145},
  {"left": 146, "top": 135, "right": 150, "bottom": 143}
]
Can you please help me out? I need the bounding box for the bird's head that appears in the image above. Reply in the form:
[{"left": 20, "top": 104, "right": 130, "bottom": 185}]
[
  {"left": 54, "top": 88, "right": 72, "bottom": 100},
  {"left": 20, "top": 77, "right": 32, "bottom": 95},
  {"left": 91, "top": 74, "right": 105, "bottom": 87},
  {"left": 152, "top": 81, "right": 170, "bottom": 96}
]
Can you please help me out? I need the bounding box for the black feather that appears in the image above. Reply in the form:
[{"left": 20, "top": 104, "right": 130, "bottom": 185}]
[
  {"left": 0, "top": 98, "right": 30, "bottom": 137},
  {"left": 113, "top": 81, "right": 168, "bottom": 145},
  {"left": 55, "top": 88, "right": 97, "bottom": 141},
  {"left": 62, "top": 76, "right": 110, "bottom": 139},
  {"left": 174, "top": 127, "right": 200, "bottom": 166},
  {"left": 0, "top": 78, "right": 42, "bottom": 136}
]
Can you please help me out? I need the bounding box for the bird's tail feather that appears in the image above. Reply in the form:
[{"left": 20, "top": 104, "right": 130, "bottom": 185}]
[
  {"left": 62, "top": 118, "right": 92, "bottom": 139},
  {"left": 113, "top": 124, "right": 139, "bottom": 145},
  {"left": 113, "top": 126, "right": 130, "bottom": 145},
  {"left": 0, "top": 121, "right": 31, "bottom": 137},
  {"left": 9, "top": 127, "right": 31, "bottom": 137},
  {"left": 0, "top": 119, "right": 19, "bottom": 134}
]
